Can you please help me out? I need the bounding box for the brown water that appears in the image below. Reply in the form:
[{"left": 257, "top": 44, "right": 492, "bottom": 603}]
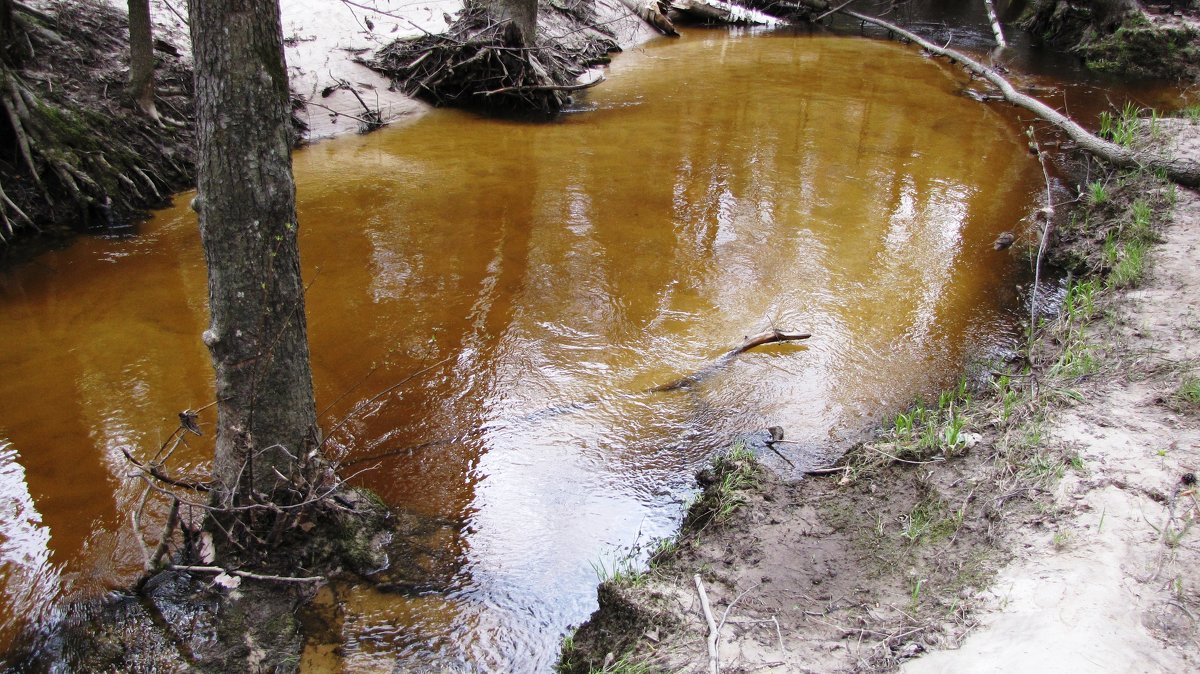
[{"left": 0, "top": 30, "right": 1047, "bottom": 671}]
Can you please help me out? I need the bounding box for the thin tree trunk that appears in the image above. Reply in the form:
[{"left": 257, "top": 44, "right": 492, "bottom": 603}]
[
  {"left": 983, "top": 0, "right": 1006, "bottom": 47},
  {"left": 187, "top": 0, "right": 321, "bottom": 556},
  {"left": 127, "top": 0, "right": 159, "bottom": 121}
]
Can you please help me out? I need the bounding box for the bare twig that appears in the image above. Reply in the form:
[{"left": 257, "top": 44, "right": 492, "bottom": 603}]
[
  {"left": 482, "top": 76, "right": 606, "bottom": 96},
  {"left": 814, "top": 0, "right": 855, "bottom": 22},
  {"left": 149, "top": 497, "right": 180, "bottom": 571},
  {"left": 695, "top": 574, "right": 720, "bottom": 674},
  {"left": 836, "top": 8, "right": 1200, "bottom": 186},
  {"left": 867, "top": 444, "right": 944, "bottom": 465},
  {"left": 168, "top": 564, "right": 325, "bottom": 584},
  {"left": 321, "top": 355, "right": 453, "bottom": 450},
  {"left": 1028, "top": 130, "right": 1056, "bottom": 352}
]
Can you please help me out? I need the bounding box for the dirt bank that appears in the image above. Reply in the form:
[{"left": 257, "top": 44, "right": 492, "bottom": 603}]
[{"left": 561, "top": 120, "right": 1200, "bottom": 674}]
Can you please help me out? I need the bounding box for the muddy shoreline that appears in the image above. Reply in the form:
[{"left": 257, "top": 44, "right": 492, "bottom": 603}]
[{"left": 560, "top": 121, "right": 1200, "bottom": 672}]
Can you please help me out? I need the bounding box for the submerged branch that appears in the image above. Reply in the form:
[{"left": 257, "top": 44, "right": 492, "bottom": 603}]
[
  {"left": 649, "top": 328, "right": 811, "bottom": 392},
  {"left": 344, "top": 328, "right": 812, "bottom": 467}
]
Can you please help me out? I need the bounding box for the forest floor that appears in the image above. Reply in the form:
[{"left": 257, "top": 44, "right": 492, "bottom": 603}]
[{"left": 562, "top": 124, "right": 1200, "bottom": 672}]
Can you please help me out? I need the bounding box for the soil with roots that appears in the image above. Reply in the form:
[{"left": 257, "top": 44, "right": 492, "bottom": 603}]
[
  {"left": 366, "top": 0, "right": 625, "bottom": 116},
  {"left": 0, "top": 0, "right": 195, "bottom": 255}
]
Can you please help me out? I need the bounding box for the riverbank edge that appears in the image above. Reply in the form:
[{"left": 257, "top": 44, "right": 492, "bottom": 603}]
[{"left": 558, "top": 121, "right": 1200, "bottom": 673}]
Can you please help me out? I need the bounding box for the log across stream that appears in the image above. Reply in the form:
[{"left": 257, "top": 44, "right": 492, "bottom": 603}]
[{"left": 0, "top": 27, "right": 1119, "bottom": 671}]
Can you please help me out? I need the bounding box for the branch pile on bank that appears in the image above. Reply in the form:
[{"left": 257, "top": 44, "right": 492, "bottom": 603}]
[
  {"left": 367, "top": 1, "right": 620, "bottom": 116},
  {"left": 0, "top": 0, "right": 195, "bottom": 245}
]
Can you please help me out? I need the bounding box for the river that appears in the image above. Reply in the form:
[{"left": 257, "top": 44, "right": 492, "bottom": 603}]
[{"left": 2, "top": 25, "right": 1070, "bottom": 672}]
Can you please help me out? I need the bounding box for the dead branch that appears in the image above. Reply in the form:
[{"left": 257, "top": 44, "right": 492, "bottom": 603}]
[
  {"left": 168, "top": 564, "right": 325, "bottom": 584},
  {"left": 149, "top": 497, "right": 180, "bottom": 571},
  {"left": 650, "top": 328, "right": 811, "bottom": 391},
  {"left": 694, "top": 573, "right": 720, "bottom": 674},
  {"left": 482, "top": 75, "right": 605, "bottom": 95},
  {"left": 1027, "top": 131, "right": 1056, "bottom": 351},
  {"left": 123, "top": 448, "right": 212, "bottom": 491},
  {"left": 838, "top": 8, "right": 1200, "bottom": 186}
]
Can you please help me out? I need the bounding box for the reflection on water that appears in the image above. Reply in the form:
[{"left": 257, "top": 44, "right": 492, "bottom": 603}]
[{"left": 0, "top": 30, "right": 1042, "bottom": 671}]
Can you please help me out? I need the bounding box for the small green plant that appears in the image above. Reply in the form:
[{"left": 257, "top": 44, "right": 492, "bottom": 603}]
[
  {"left": 894, "top": 410, "right": 915, "bottom": 439},
  {"left": 1098, "top": 102, "right": 1141, "bottom": 147},
  {"left": 1068, "top": 453, "right": 1085, "bottom": 472},
  {"left": 943, "top": 406, "right": 966, "bottom": 449},
  {"left": 1103, "top": 231, "right": 1120, "bottom": 267},
  {"left": 1184, "top": 104, "right": 1200, "bottom": 123},
  {"left": 1173, "top": 376, "right": 1200, "bottom": 406},
  {"left": 1051, "top": 334, "right": 1099, "bottom": 379},
  {"left": 909, "top": 578, "right": 924, "bottom": 614},
  {"left": 683, "top": 442, "right": 759, "bottom": 532},
  {"left": 648, "top": 537, "right": 677, "bottom": 568},
  {"left": 1052, "top": 529, "right": 1072, "bottom": 550},
  {"left": 1130, "top": 199, "right": 1153, "bottom": 240},
  {"left": 1021, "top": 451, "right": 1066, "bottom": 482},
  {"left": 1108, "top": 238, "right": 1147, "bottom": 289},
  {"left": 1087, "top": 180, "right": 1109, "bottom": 205},
  {"left": 590, "top": 552, "right": 645, "bottom": 587},
  {"left": 1063, "top": 278, "right": 1098, "bottom": 322}
]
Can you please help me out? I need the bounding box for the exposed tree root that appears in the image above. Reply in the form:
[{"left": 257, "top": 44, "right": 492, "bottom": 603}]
[
  {"left": 367, "top": 1, "right": 620, "bottom": 116},
  {"left": 0, "top": 0, "right": 194, "bottom": 245}
]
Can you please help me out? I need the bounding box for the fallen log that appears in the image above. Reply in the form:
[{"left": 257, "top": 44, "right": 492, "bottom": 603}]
[
  {"left": 618, "top": 0, "right": 680, "bottom": 36},
  {"left": 838, "top": 8, "right": 1200, "bottom": 187},
  {"left": 666, "top": 0, "right": 786, "bottom": 27}
]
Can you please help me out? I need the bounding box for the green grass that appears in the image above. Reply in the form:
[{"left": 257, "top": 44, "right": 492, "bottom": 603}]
[
  {"left": 1087, "top": 180, "right": 1109, "bottom": 205},
  {"left": 1098, "top": 102, "right": 1141, "bottom": 147},
  {"left": 899, "top": 496, "right": 962, "bottom": 545},
  {"left": 682, "top": 441, "right": 760, "bottom": 532},
  {"left": 1174, "top": 376, "right": 1200, "bottom": 406},
  {"left": 1108, "top": 238, "right": 1147, "bottom": 288},
  {"left": 1130, "top": 199, "right": 1153, "bottom": 239}
]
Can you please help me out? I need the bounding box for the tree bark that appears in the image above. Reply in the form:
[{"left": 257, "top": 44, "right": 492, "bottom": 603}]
[
  {"left": 127, "top": 0, "right": 159, "bottom": 121},
  {"left": 186, "top": 0, "right": 321, "bottom": 556},
  {"left": 479, "top": 0, "right": 537, "bottom": 46}
]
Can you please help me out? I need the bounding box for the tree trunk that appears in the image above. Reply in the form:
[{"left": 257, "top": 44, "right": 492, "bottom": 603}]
[
  {"left": 477, "top": 0, "right": 537, "bottom": 46},
  {"left": 186, "top": 0, "right": 321, "bottom": 558},
  {"left": 126, "top": 0, "right": 159, "bottom": 121}
]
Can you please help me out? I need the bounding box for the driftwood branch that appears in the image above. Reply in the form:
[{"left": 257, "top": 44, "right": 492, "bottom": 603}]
[
  {"left": 695, "top": 573, "right": 720, "bottom": 674},
  {"left": 482, "top": 76, "right": 605, "bottom": 96},
  {"left": 650, "top": 328, "right": 811, "bottom": 391},
  {"left": 168, "top": 564, "right": 325, "bottom": 584},
  {"left": 839, "top": 9, "right": 1200, "bottom": 186}
]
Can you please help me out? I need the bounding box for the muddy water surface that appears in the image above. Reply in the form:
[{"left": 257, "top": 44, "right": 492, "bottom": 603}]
[{"left": 0, "top": 31, "right": 1043, "bottom": 671}]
